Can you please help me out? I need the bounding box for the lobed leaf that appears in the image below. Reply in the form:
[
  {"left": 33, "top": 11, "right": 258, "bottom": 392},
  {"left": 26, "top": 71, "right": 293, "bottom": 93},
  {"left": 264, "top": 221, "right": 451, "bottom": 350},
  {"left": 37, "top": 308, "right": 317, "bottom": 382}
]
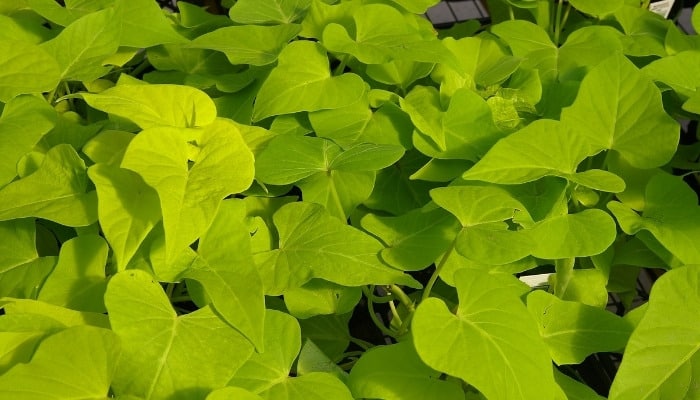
[
  {"left": 229, "top": 0, "right": 311, "bottom": 24},
  {"left": 0, "top": 40, "right": 61, "bottom": 102}
]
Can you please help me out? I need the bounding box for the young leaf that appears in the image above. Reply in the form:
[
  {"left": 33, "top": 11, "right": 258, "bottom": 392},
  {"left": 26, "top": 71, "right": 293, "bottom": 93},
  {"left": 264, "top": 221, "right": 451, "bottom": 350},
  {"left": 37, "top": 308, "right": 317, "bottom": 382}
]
[
  {"left": 348, "top": 341, "right": 465, "bottom": 400},
  {"left": 430, "top": 183, "right": 527, "bottom": 227},
  {"left": 0, "top": 220, "right": 55, "bottom": 299},
  {"left": 252, "top": 41, "right": 367, "bottom": 121},
  {"left": 642, "top": 50, "right": 700, "bottom": 99},
  {"left": 561, "top": 54, "right": 679, "bottom": 169},
  {"left": 0, "top": 40, "right": 61, "bottom": 102},
  {"left": 412, "top": 268, "right": 557, "bottom": 400},
  {"left": 115, "top": 0, "right": 186, "bottom": 48},
  {"left": 121, "top": 119, "right": 254, "bottom": 264},
  {"left": 284, "top": 280, "right": 362, "bottom": 319},
  {"left": 37, "top": 235, "right": 108, "bottom": 313},
  {"left": 184, "top": 200, "right": 265, "bottom": 352},
  {"left": 105, "top": 269, "right": 254, "bottom": 400},
  {"left": 255, "top": 202, "right": 420, "bottom": 294},
  {"left": 0, "top": 95, "right": 56, "bottom": 187},
  {"left": 207, "top": 387, "right": 264, "bottom": 400},
  {"left": 528, "top": 209, "right": 617, "bottom": 259},
  {"left": 228, "top": 309, "right": 301, "bottom": 393},
  {"left": 88, "top": 164, "right": 161, "bottom": 270},
  {"left": 361, "top": 207, "right": 460, "bottom": 271},
  {"left": 40, "top": 8, "right": 120, "bottom": 82},
  {"left": 189, "top": 24, "right": 301, "bottom": 66},
  {"left": 322, "top": 4, "right": 455, "bottom": 66},
  {"left": 527, "top": 290, "right": 633, "bottom": 365},
  {"left": 608, "top": 173, "right": 700, "bottom": 264},
  {"left": 609, "top": 265, "right": 700, "bottom": 400},
  {"left": 79, "top": 83, "right": 217, "bottom": 129},
  {"left": 491, "top": 20, "right": 557, "bottom": 82},
  {"left": 229, "top": 0, "right": 311, "bottom": 24},
  {"left": 462, "top": 119, "right": 624, "bottom": 193},
  {"left": 0, "top": 325, "right": 120, "bottom": 399},
  {"left": 0, "top": 144, "right": 97, "bottom": 227}
]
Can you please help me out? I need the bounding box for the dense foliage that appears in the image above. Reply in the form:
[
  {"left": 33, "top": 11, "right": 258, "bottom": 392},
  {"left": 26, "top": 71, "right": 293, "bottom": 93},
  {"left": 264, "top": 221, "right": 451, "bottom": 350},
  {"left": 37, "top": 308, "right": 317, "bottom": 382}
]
[{"left": 0, "top": 0, "right": 699, "bottom": 398}]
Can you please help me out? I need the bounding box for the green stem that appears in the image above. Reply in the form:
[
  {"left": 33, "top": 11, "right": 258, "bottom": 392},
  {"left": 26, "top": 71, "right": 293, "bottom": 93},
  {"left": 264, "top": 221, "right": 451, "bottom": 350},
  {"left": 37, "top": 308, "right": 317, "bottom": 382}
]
[
  {"left": 46, "top": 85, "right": 58, "bottom": 105},
  {"left": 560, "top": 3, "right": 572, "bottom": 35},
  {"left": 388, "top": 284, "right": 415, "bottom": 313},
  {"left": 388, "top": 300, "right": 403, "bottom": 326},
  {"left": 366, "top": 286, "right": 398, "bottom": 339},
  {"left": 333, "top": 56, "right": 347, "bottom": 76},
  {"left": 362, "top": 285, "right": 394, "bottom": 303},
  {"left": 130, "top": 59, "right": 151, "bottom": 77},
  {"left": 553, "top": 0, "right": 564, "bottom": 45},
  {"left": 165, "top": 283, "right": 175, "bottom": 299},
  {"left": 508, "top": 4, "right": 515, "bottom": 20},
  {"left": 170, "top": 296, "right": 191, "bottom": 303},
  {"left": 421, "top": 239, "right": 456, "bottom": 302},
  {"left": 349, "top": 337, "right": 374, "bottom": 350}
]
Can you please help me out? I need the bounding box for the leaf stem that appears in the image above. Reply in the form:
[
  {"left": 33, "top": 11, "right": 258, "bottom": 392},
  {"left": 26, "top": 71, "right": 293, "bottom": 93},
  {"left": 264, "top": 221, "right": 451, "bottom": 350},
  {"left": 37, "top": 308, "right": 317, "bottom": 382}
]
[
  {"left": 333, "top": 55, "right": 348, "bottom": 76},
  {"left": 366, "top": 286, "right": 398, "bottom": 339},
  {"left": 362, "top": 285, "right": 394, "bottom": 303},
  {"left": 349, "top": 337, "right": 374, "bottom": 350},
  {"left": 388, "top": 299, "right": 403, "bottom": 326},
  {"left": 388, "top": 284, "right": 415, "bottom": 313},
  {"left": 554, "top": 0, "right": 564, "bottom": 45},
  {"left": 420, "top": 239, "right": 456, "bottom": 303},
  {"left": 508, "top": 4, "right": 515, "bottom": 20}
]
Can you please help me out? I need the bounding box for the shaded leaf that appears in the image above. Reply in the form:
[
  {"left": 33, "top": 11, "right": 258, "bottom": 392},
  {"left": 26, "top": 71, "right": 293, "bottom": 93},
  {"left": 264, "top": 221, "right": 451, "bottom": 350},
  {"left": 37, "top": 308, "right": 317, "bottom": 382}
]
[
  {"left": 0, "top": 40, "right": 61, "bottom": 102},
  {"left": 229, "top": 0, "right": 311, "bottom": 24}
]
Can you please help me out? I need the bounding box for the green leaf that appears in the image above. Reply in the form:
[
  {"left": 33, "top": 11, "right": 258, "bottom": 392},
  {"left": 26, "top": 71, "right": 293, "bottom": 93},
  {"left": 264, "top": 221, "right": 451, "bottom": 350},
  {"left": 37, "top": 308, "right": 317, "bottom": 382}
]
[
  {"left": 40, "top": 8, "right": 120, "bottom": 82},
  {"left": 430, "top": 183, "right": 527, "bottom": 227},
  {"left": 366, "top": 60, "right": 434, "bottom": 91},
  {"left": 115, "top": 0, "right": 186, "bottom": 48},
  {"left": 228, "top": 310, "right": 301, "bottom": 393},
  {"left": 37, "top": 235, "right": 108, "bottom": 313},
  {"left": 0, "top": 144, "right": 97, "bottom": 226},
  {"left": 412, "top": 268, "right": 557, "bottom": 400},
  {"left": 255, "top": 202, "right": 420, "bottom": 294},
  {"left": 253, "top": 41, "right": 366, "bottom": 121},
  {"left": 79, "top": 83, "right": 217, "bottom": 129},
  {"left": 255, "top": 135, "right": 340, "bottom": 185},
  {"left": 298, "top": 313, "right": 352, "bottom": 361},
  {"left": 348, "top": 341, "right": 465, "bottom": 400},
  {"left": 609, "top": 265, "right": 700, "bottom": 400},
  {"left": 184, "top": 200, "right": 265, "bottom": 351},
  {"left": 229, "top": 0, "right": 311, "bottom": 24},
  {"left": 643, "top": 50, "right": 700, "bottom": 100},
  {"left": 407, "top": 87, "right": 506, "bottom": 160},
  {"left": 568, "top": 0, "right": 623, "bottom": 16},
  {"left": 561, "top": 54, "right": 679, "bottom": 169},
  {"left": 106, "top": 269, "right": 254, "bottom": 400},
  {"left": 557, "top": 26, "right": 624, "bottom": 81},
  {"left": 608, "top": 173, "right": 700, "bottom": 264},
  {"left": 527, "top": 290, "right": 633, "bottom": 365},
  {"left": 88, "top": 164, "right": 161, "bottom": 270},
  {"left": 528, "top": 209, "right": 617, "bottom": 259},
  {"left": 189, "top": 24, "right": 301, "bottom": 66},
  {"left": 322, "top": 4, "right": 455, "bottom": 65},
  {"left": 0, "top": 219, "right": 56, "bottom": 299},
  {"left": 491, "top": 20, "right": 557, "bottom": 82},
  {"left": 207, "top": 387, "right": 264, "bottom": 400},
  {"left": 0, "top": 95, "right": 56, "bottom": 187},
  {"left": 554, "top": 369, "right": 605, "bottom": 400},
  {"left": 0, "top": 325, "right": 120, "bottom": 400},
  {"left": 284, "top": 280, "right": 361, "bottom": 319},
  {"left": 361, "top": 207, "right": 459, "bottom": 271},
  {"left": 462, "top": 119, "right": 624, "bottom": 192},
  {"left": 259, "top": 372, "right": 354, "bottom": 400},
  {"left": 693, "top": 5, "right": 700, "bottom": 33},
  {"left": 121, "top": 119, "right": 254, "bottom": 264},
  {"left": 387, "top": 0, "right": 440, "bottom": 14},
  {"left": 0, "top": 40, "right": 61, "bottom": 102}
]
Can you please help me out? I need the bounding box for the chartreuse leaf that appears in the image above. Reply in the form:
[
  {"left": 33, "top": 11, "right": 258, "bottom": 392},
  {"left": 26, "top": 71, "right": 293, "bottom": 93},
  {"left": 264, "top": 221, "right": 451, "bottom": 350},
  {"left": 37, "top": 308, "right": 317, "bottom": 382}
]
[
  {"left": 122, "top": 119, "right": 254, "bottom": 264},
  {"left": 407, "top": 87, "right": 506, "bottom": 160},
  {"left": 361, "top": 207, "right": 460, "bottom": 271},
  {"left": 40, "top": 8, "right": 120, "bottom": 82},
  {"left": 388, "top": 0, "right": 440, "bottom": 13},
  {"left": 256, "top": 135, "right": 403, "bottom": 219},
  {"left": 228, "top": 310, "right": 300, "bottom": 393},
  {"left": 527, "top": 290, "right": 633, "bottom": 365},
  {"left": 643, "top": 51, "right": 700, "bottom": 100},
  {"left": 299, "top": 0, "right": 359, "bottom": 39},
  {"left": 693, "top": 5, "right": 700, "bottom": 33},
  {"left": 609, "top": 265, "right": 700, "bottom": 400},
  {"left": 37, "top": 235, "right": 108, "bottom": 313},
  {"left": 0, "top": 95, "right": 56, "bottom": 187},
  {"left": 561, "top": 54, "right": 679, "bottom": 169},
  {"left": 1, "top": 298, "right": 109, "bottom": 328},
  {"left": 348, "top": 341, "right": 465, "bottom": 400},
  {"left": 431, "top": 184, "right": 526, "bottom": 227},
  {"left": 106, "top": 269, "right": 254, "bottom": 400},
  {"left": 88, "top": 164, "right": 161, "bottom": 270},
  {"left": 0, "top": 220, "right": 55, "bottom": 299},
  {"left": 0, "top": 40, "right": 60, "bottom": 102},
  {"left": 568, "top": 0, "right": 623, "bottom": 16},
  {"left": 184, "top": 199, "right": 265, "bottom": 351},
  {"left": 189, "top": 24, "right": 301, "bottom": 66},
  {"left": 491, "top": 20, "right": 557, "bottom": 82},
  {"left": 322, "top": 4, "right": 455, "bottom": 65},
  {"left": 0, "top": 144, "right": 97, "bottom": 227},
  {"left": 554, "top": 368, "right": 605, "bottom": 400},
  {"left": 284, "top": 280, "right": 361, "bottom": 319},
  {"left": 413, "top": 268, "right": 557, "bottom": 400},
  {"left": 0, "top": 325, "right": 119, "bottom": 399},
  {"left": 255, "top": 202, "right": 420, "bottom": 295},
  {"left": 229, "top": 0, "right": 311, "bottom": 24},
  {"left": 298, "top": 313, "right": 352, "bottom": 361},
  {"left": 557, "top": 26, "right": 624, "bottom": 81},
  {"left": 115, "top": 0, "right": 186, "bottom": 48},
  {"left": 208, "top": 387, "right": 263, "bottom": 400},
  {"left": 80, "top": 83, "right": 217, "bottom": 129},
  {"left": 253, "top": 41, "right": 367, "bottom": 121},
  {"left": 462, "top": 119, "right": 625, "bottom": 193},
  {"left": 258, "top": 373, "right": 354, "bottom": 400},
  {"left": 608, "top": 173, "right": 700, "bottom": 264},
  {"left": 366, "top": 60, "right": 434, "bottom": 91}
]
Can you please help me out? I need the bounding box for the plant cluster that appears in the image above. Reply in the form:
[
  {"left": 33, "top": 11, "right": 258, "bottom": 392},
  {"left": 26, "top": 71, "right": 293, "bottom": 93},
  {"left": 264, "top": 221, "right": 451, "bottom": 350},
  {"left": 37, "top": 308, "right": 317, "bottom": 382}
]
[{"left": 0, "top": 0, "right": 699, "bottom": 398}]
